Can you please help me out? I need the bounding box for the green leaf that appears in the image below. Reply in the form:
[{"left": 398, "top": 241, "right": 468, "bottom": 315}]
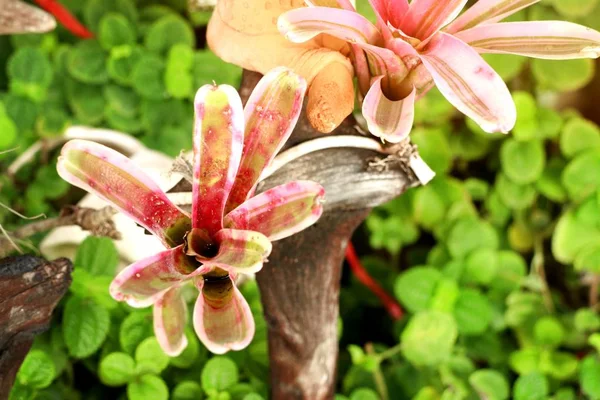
[
  {"left": 513, "top": 372, "right": 548, "bottom": 400},
  {"left": 84, "top": 0, "right": 138, "bottom": 33},
  {"left": 511, "top": 92, "right": 539, "bottom": 141},
  {"left": 463, "top": 248, "right": 499, "bottom": 286},
  {"left": 581, "top": 355, "right": 600, "bottom": 399},
  {"left": 349, "top": 388, "right": 380, "bottom": 400},
  {"left": 135, "top": 337, "right": 170, "bottom": 375},
  {"left": 242, "top": 394, "right": 264, "bottom": 400},
  {"left": 450, "top": 127, "right": 491, "bottom": 161},
  {"left": 36, "top": 108, "right": 70, "bottom": 138},
  {"left": 127, "top": 375, "right": 169, "bottom": 400},
  {"left": 99, "top": 352, "right": 136, "bottom": 386},
  {"left": 66, "top": 78, "right": 105, "bottom": 124},
  {"left": 464, "top": 178, "right": 489, "bottom": 201},
  {"left": 75, "top": 236, "right": 119, "bottom": 276},
  {"left": 0, "top": 112, "right": 17, "bottom": 149},
  {"left": 165, "top": 65, "right": 193, "bottom": 99},
  {"left": 563, "top": 149, "right": 600, "bottom": 201},
  {"left": 193, "top": 50, "right": 242, "bottom": 88},
  {"left": 120, "top": 311, "right": 154, "bottom": 355},
  {"left": 491, "top": 251, "right": 527, "bottom": 292},
  {"left": 107, "top": 45, "right": 143, "bottom": 85},
  {"left": 99, "top": 13, "right": 136, "bottom": 50},
  {"left": 401, "top": 311, "right": 457, "bottom": 366},
  {"left": 429, "top": 278, "right": 460, "bottom": 313},
  {"left": 132, "top": 54, "right": 166, "bottom": 100},
  {"left": 532, "top": 58, "right": 595, "bottom": 92},
  {"left": 501, "top": 139, "right": 545, "bottom": 185},
  {"left": 4, "top": 93, "right": 39, "bottom": 131},
  {"left": 560, "top": 118, "right": 600, "bottom": 159},
  {"left": 411, "top": 127, "right": 453, "bottom": 174},
  {"left": 17, "top": 350, "right": 56, "bottom": 389},
  {"left": 62, "top": 296, "right": 110, "bottom": 358},
  {"left": 468, "top": 369, "right": 509, "bottom": 400},
  {"left": 8, "top": 47, "right": 53, "bottom": 102},
  {"left": 453, "top": 289, "right": 492, "bottom": 336},
  {"left": 537, "top": 107, "right": 563, "bottom": 140},
  {"left": 575, "top": 244, "right": 600, "bottom": 274},
  {"left": 67, "top": 41, "right": 109, "bottom": 84},
  {"left": 535, "top": 158, "right": 567, "bottom": 202},
  {"left": 509, "top": 348, "right": 541, "bottom": 375},
  {"left": 201, "top": 356, "right": 239, "bottom": 393},
  {"left": 69, "top": 269, "right": 115, "bottom": 310},
  {"left": 394, "top": 267, "right": 442, "bottom": 313},
  {"left": 447, "top": 217, "right": 499, "bottom": 259},
  {"left": 551, "top": 0, "right": 599, "bottom": 17},
  {"left": 145, "top": 15, "right": 195, "bottom": 55},
  {"left": 496, "top": 173, "right": 536, "bottom": 210},
  {"left": 483, "top": 54, "right": 526, "bottom": 82},
  {"left": 552, "top": 197, "right": 600, "bottom": 263},
  {"left": 104, "top": 84, "right": 139, "bottom": 118},
  {"left": 413, "top": 184, "right": 447, "bottom": 230},
  {"left": 553, "top": 388, "right": 576, "bottom": 400},
  {"left": 534, "top": 317, "right": 565, "bottom": 348},
  {"left": 166, "top": 43, "right": 194, "bottom": 71},
  {"left": 540, "top": 351, "right": 578, "bottom": 380},
  {"left": 172, "top": 381, "right": 204, "bottom": 400},
  {"left": 575, "top": 308, "right": 600, "bottom": 332}
]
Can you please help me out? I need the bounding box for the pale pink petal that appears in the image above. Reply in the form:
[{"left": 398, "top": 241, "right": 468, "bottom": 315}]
[
  {"left": 278, "top": 7, "right": 381, "bottom": 44},
  {"left": 225, "top": 68, "right": 307, "bottom": 212},
  {"left": 354, "top": 41, "right": 409, "bottom": 93},
  {"left": 153, "top": 286, "right": 188, "bottom": 356},
  {"left": 455, "top": 21, "right": 600, "bottom": 59},
  {"left": 351, "top": 44, "right": 372, "bottom": 95},
  {"left": 188, "top": 229, "right": 272, "bottom": 275},
  {"left": 419, "top": 32, "right": 516, "bottom": 133},
  {"left": 193, "top": 278, "right": 255, "bottom": 354},
  {"left": 57, "top": 140, "right": 190, "bottom": 248},
  {"left": 368, "top": 0, "right": 409, "bottom": 28},
  {"left": 362, "top": 76, "right": 416, "bottom": 143},
  {"left": 109, "top": 246, "right": 199, "bottom": 308},
  {"left": 224, "top": 181, "right": 325, "bottom": 242},
  {"left": 192, "top": 85, "right": 244, "bottom": 235},
  {"left": 400, "top": 0, "right": 468, "bottom": 40},
  {"left": 446, "top": 0, "right": 540, "bottom": 33}
]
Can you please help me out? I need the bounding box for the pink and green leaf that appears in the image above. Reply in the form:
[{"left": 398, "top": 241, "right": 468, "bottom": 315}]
[
  {"left": 445, "top": 0, "right": 540, "bottom": 33},
  {"left": 278, "top": 7, "right": 382, "bottom": 45},
  {"left": 400, "top": 0, "right": 468, "bottom": 40},
  {"left": 192, "top": 84, "right": 244, "bottom": 235},
  {"left": 109, "top": 246, "right": 198, "bottom": 308},
  {"left": 419, "top": 32, "right": 516, "bottom": 133},
  {"left": 193, "top": 277, "right": 255, "bottom": 354},
  {"left": 362, "top": 76, "right": 416, "bottom": 143},
  {"left": 196, "top": 229, "right": 272, "bottom": 275},
  {"left": 455, "top": 21, "right": 600, "bottom": 59},
  {"left": 224, "top": 181, "right": 325, "bottom": 242},
  {"left": 57, "top": 140, "right": 190, "bottom": 248},
  {"left": 225, "top": 68, "right": 307, "bottom": 212},
  {"left": 153, "top": 285, "right": 188, "bottom": 356}
]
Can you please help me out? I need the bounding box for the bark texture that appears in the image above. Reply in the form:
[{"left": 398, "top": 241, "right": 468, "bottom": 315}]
[{"left": 0, "top": 255, "right": 72, "bottom": 399}]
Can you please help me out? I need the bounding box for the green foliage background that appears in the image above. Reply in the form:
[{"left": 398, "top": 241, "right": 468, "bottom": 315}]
[{"left": 2, "top": 0, "right": 600, "bottom": 399}]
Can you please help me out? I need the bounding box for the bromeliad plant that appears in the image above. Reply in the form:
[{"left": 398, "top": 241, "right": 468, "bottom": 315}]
[
  {"left": 279, "top": 0, "right": 600, "bottom": 142},
  {"left": 56, "top": 67, "right": 325, "bottom": 355}
]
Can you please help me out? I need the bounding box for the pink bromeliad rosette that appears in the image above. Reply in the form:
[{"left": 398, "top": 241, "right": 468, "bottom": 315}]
[
  {"left": 279, "top": 0, "right": 600, "bottom": 142},
  {"left": 56, "top": 68, "right": 325, "bottom": 356}
]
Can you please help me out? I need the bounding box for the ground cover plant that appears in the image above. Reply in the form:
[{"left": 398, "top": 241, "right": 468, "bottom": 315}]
[{"left": 2, "top": 0, "right": 600, "bottom": 399}]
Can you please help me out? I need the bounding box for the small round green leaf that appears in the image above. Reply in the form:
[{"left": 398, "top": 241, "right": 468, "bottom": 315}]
[
  {"left": 464, "top": 248, "right": 499, "bottom": 285},
  {"left": 453, "top": 289, "right": 493, "bottom": 335},
  {"left": 562, "top": 149, "right": 600, "bottom": 200},
  {"left": 447, "top": 217, "right": 499, "bottom": 259},
  {"left": 128, "top": 375, "right": 169, "bottom": 400},
  {"left": 534, "top": 316, "right": 565, "bottom": 348},
  {"left": 411, "top": 127, "right": 453, "bottom": 174},
  {"left": 99, "top": 352, "right": 135, "bottom": 387},
  {"left": 62, "top": 296, "right": 110, "bottom": 358},
  {"left": 581, "top": 355, "right": 600, "bottom": 399},
  {"left": 349, "top": 388, "right": 379, "bottom": 400},
  {"left": 401, "top": 311, "right": 458, "bottom": 366},
  {"left": 201, "top": 356, "right": 239, "bottom": 393},
  {"left": 7, "top": 47, "right": 53, "bottom": 102},
  {"left": 120, "top": 311, "right": 154, "bottom": 354},
  {"left": 560, "top": 118, "right": 600, "bottom": 159},
  {"left": 469, "top": 369, "right": 509, "bottom": 400},
  {"left": 172, "top": 381, "right": 204, "bottom": 400},
  {"left": 511, "top": 91, "right": 538, "bottom": 141},
  {"left": 513, "top": 372, "right": 548, "bottom": 400},
  {"left": 394, "top": 267, "right": 442, "bottom": 313},
  {"left": 99, "top": 13, "right": 136, "bottom": 50},
  {"left": 17, "top": 350, "right": 55, "bottom": 389},
  {"left": 532, "top": 58, "right": 595, "bottom": 92},
  {"left": 135, "top": 337, "right": 170, "bottom": 374},
  {"left": 67, "top": 41, "right": 109, "bottom": 84},
  {"left": 501, "top": 139, "right": 545, "bottom": 184},
  {"left": 145, "top": 15, "right": 195, "bottom": 55},
  {"left": 496, "top": 174, "right": 536, "bottom": 210}
]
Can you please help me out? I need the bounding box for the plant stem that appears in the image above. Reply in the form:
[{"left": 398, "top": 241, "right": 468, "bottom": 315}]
[
  {"left": 532, "top": 236, "right": 554, "bottom": 313},
  {"left": 377, "top": 342, "right": 403, "bottom": 362},
  {"left": 590, "top": 274, "right": 599, "bottom": 309},
  {"left": 366, "top": 343, "right": 389, "bottom": 400},
  {"left": 345, "top": 242, "right": 403, "bottom": 320}
]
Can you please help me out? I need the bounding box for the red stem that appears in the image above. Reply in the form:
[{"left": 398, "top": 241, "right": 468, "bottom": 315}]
[
  {"left": 345, "top": 242, "right": 403, "bottom": 320},
  {"left": 34, "top": 0, "right": 94, "bottom": 39}
]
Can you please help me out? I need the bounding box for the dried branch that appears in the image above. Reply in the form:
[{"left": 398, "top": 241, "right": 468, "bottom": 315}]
[{"left": 0, "top": 206, "right": 121, "bottom": 258}]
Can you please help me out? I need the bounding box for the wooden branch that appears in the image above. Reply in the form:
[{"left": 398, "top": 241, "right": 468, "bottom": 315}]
[
  {"left": 0, "top": 255, "right": 72, "bottom": 398},
  {"left": 0, "top": 206, "right": 121, "bottom": 258}
]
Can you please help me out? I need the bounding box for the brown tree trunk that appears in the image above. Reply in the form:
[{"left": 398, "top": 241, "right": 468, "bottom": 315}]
[
  {"left": 0, "top": 255, "right": 72, "bottom": 399},
  {"left": 241, "top": 68, "right": 415, "bottom": 399}
]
